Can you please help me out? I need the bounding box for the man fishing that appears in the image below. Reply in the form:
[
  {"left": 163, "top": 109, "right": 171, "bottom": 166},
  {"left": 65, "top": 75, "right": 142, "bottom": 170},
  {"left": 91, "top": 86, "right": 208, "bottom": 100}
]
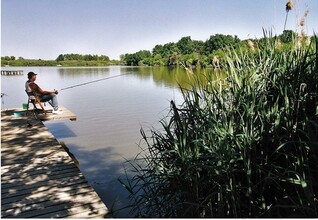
[{"left": 25, "top": 72, "right": 62, "bottom": 114}]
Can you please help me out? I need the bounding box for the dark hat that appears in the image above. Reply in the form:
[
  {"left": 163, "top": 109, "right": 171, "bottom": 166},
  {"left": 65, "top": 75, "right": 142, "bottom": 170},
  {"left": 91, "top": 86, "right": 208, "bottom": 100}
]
[{"left": 27, "top": 72, "right": 37, "bottom": 79}]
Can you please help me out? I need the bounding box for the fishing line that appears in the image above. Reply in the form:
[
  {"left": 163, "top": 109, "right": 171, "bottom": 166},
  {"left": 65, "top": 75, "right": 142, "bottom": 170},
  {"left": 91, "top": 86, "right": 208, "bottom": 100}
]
[{"left": 59, "top": 73, "right": 129, "bottom": 91}]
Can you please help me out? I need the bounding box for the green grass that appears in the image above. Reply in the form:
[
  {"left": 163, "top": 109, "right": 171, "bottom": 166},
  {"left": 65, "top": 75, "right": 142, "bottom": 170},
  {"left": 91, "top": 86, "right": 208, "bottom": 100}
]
[{"left": 119, "top": 35, "right": 318, "bottom": 217}]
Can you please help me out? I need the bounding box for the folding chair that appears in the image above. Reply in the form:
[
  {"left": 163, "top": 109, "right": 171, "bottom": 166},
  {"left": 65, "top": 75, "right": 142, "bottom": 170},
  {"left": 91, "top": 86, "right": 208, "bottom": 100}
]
[{"left": 25, "top": 90, "right": 47, "bottom": 119}]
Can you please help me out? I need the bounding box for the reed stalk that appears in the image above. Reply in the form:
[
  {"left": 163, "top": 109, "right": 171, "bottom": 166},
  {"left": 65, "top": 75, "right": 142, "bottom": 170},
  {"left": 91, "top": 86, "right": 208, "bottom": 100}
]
[
  {"left": 284, "top": 0, "right": 293, "bottom": 31},
  {"left": 119, "top": 34, "right": 318, "bottom": 217}
]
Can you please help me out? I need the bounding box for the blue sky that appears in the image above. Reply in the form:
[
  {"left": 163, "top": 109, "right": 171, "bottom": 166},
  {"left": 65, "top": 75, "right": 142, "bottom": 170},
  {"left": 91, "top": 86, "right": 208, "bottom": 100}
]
[{"left": 1, "top": 0, "right": 317, "bottom": 60}]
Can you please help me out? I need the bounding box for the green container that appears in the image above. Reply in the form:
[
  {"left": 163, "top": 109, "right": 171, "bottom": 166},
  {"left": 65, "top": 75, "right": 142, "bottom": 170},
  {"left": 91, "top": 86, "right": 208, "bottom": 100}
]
[
  {"left": 22, "top": 103, "right": 28, "bottom": 110},
  {"left": 14, "top": 111, "right": 24, "bottom": 117}
]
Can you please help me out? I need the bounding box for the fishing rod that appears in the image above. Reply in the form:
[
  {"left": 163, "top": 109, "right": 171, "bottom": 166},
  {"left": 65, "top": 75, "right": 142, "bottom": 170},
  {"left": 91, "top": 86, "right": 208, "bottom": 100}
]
[
  {"left": 59, "top": 73, "right": 129, "bottom": 91},
  {"left": 1, "top": 93, "right": 8, "bottom": 98},
  {"left": 1, "top": 93, "right": 8, "bottom": 106}
]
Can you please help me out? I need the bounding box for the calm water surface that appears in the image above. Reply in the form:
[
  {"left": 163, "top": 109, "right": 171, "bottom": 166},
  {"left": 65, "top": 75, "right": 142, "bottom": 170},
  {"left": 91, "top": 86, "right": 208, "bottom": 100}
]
[{"left": 2, "top": 66, "right": 217, "bottom": 216}]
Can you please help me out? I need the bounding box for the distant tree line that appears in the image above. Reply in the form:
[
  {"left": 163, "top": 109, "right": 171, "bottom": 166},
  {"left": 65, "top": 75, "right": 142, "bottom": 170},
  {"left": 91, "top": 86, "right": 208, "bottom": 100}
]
[
  {"left": 2, "top": 30, "right": 313, "bottom": 67},
  {"left": 55, "top": 53, "right": 110, "bottom": 62},
  {"left": 2, "top": 56, "right": 17, "bottom": 61},
  {"left": 1, "top": 53, "right": 120, "bottom": 66},
  {"left": 1, "top": 57, "right": 57, "bottom": 66},
  {"left": 120, "top": 30, "right": 312, "bottom": 68},
  {"left": 54, "top": 53, "right": 119, "bottom": 66}
]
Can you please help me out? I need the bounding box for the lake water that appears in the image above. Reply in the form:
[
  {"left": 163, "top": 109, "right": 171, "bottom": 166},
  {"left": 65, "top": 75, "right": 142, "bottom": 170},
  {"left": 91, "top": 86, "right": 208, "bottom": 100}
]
[{"left": 1, "top": 66, "right": 215, "bottom": 216}]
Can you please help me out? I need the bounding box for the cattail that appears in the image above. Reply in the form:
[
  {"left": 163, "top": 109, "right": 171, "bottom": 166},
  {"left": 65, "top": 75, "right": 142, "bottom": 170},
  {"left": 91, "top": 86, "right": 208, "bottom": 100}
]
[
  {"left": 296, "top": 37, "right": 301, "bottom": 49},
  {"left": 212, "top": 56, "right": 220, "bottom": 69},
  {"left": 275, "top": 39, "right": 282, "bottom": 49},
  {"left": 306, "top": 37, "right": 311, "bottom": 46},
  {"left": 297, "top": 9, "right": 309, "bottom": 40},
  {"left": 284, "top": 0, "right": 293, "bottom": 31},
  {"left": 247, "top": 40, "right": 255, "bottom": 50},
  {"left": 286, "top": 0, "right": 293, "bottom": 12},
  {"left": 304, "top": 10, "right": 309, "bottom": 17},
  {"left": 301, "top": 29, "right": 306, "bottom": 38},
  {"left": 299, "top": 10, "right": 309, "bottom": 27}
]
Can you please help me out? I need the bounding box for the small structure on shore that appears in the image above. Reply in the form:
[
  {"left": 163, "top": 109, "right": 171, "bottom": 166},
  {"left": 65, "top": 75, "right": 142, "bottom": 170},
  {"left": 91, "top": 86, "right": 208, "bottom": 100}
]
[{"left": 1, "top": 70, "right": 24, "bottom": 75}]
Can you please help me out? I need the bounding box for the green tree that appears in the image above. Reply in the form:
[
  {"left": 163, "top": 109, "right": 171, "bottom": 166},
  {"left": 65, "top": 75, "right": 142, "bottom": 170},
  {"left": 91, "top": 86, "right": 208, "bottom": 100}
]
[
  {"left": 2, "top": 56, "right": 11, "bottom": 61},
  {"left": 279, "top": 30, "right": 296, "bottom": 43},
  {"left": 120, "top": 54, "right": 126, "bottom": 62},
  {"left": 193, "top": 40, "right": 205, "bottom": 54},
  {"left": 98, "top": 55, "right": 110, "bottom": 61},
  {"left": 163, "top": 42, "right": 180, "bottom": 57},
  {"left": 153, "top": 44, "right": 164, "bottom": 56},
  {"left": 125, "top": 53, "right": 140, "bottom": 66},
  {"left": 176, "top": 36, "right": 195, "bottom": 54},
  {"left": 136, "top": 50, "right": 152, "bottom": 60},
  {"left": 180, "top": 52, "right": 200, "bottom": 67},
  {"left": 56, "top": 54, "right": 65, "bottom": 61},
  {"left": 153, "top": 54, "right": 164, "bottom": 66},
  {"left": 204, "top": 34, "right": 240, "bottom": 55},
  {"left": 83, "top": 54, "right": 94, "bottom": 61}
]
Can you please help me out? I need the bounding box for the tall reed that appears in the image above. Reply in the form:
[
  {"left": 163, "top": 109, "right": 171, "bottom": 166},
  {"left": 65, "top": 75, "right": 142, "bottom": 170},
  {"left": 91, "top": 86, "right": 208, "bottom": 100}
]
[
  {"left": 119, "top": 34, "right": 318, "bottom": 217},
  {"left": 284, "top": 0, "right": 293, "bottom": 31}
]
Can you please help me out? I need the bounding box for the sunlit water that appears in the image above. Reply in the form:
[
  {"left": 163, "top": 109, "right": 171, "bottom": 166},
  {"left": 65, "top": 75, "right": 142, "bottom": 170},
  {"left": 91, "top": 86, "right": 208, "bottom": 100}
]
[{"left": 1, "top": 66, "right": 215, "bottom": 216}]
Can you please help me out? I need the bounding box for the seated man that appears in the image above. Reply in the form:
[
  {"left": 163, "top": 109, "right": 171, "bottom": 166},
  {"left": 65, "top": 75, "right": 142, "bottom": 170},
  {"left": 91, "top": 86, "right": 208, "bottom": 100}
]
[{"left": 25, "top": 71, "right": 62, "bottom": 114}]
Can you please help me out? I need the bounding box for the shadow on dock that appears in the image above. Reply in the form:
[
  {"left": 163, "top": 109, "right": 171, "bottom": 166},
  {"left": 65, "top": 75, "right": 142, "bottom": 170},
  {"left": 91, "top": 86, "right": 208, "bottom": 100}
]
[{"left": 1, "top": 110, "right": 109, "bottom": 218}]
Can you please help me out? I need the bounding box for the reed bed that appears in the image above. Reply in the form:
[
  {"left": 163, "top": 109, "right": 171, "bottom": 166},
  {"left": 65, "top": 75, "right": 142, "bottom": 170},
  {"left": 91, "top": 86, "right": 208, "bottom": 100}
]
[{"left": 119, "top": 35, "right": 318, "bottom": 217}]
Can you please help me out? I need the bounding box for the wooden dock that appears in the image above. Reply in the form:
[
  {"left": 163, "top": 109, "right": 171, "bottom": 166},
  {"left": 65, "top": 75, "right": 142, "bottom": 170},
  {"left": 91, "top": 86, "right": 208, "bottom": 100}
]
[
  {"left": 1, "top": 108, "right": 109, "bottom": 218},
  {"left": 1, "top": 70, "right": 24, "bottom": 75},
  {"left": 25, "top": 105, "right": 77, "bottom": 121}
]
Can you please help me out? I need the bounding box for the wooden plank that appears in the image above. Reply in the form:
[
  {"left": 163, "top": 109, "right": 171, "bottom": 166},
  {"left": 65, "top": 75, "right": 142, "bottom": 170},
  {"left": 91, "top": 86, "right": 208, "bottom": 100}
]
[
  {"left": 1, "top": 185, "right": 94, "bottom": 205},
  {"left": 1, "top": 161, "right": 78, "bottom": 177},
  {"left": 1, "top": 109, "right": 109, "bottom": 218},
  {"left": 38, "top": 105, "right": 77, "bottom": 121},
  {"left": 1, "top": 149, "right": 72, "bottom": 166},
  {"left": 1, "top": 189, "right": 103, "bottom": 218},
  {"left": 1, "top": 167, "right": 81, "bottom": 190},
  {"left": 1, "top": 184, "right": 93, "bottom": 207},
  {"left": 13, "top": 198, "right": 107, "bottom": 218},
  {"left": 36, "top": 202, "right": 108, "bottom": 218},
  {"left": 2, "top": 184, "right": 90, "bottom": 213},
  {"left": 2, "top": 105, "right": 77, "bottom": 121},
  {"left": 1, "top": 175, "right": 87, "bottom": 195}
]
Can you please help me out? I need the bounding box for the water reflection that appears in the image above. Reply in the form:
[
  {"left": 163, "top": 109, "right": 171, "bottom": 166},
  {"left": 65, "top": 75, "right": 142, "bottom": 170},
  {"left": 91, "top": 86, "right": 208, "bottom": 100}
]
[
  {"left": 55, "top": 66, "right": 214, "bottom": 90},
  {"left": 116, "top": 66, "right": 220, "bottom": 89},
  {"left": 57, "top": 67, "right": 111, "bottom": 81},
  {"left": 48, "top": 66, "right": 221, "bottom": 90},
  {"left": 1, "top": 66, "right": 222, "bottom": 217},
  {"left": 58, "top": 67, "right": 111, "bottom": 75}
]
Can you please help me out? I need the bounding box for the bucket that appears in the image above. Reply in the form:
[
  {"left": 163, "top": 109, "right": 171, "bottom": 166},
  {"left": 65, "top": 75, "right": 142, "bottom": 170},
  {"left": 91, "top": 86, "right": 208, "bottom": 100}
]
[
  {"left": 22, "top": 103, "right": 28, "bottom": 110},
  {"left": 14, "top": 111, "right": 24, "bottom": 117}
]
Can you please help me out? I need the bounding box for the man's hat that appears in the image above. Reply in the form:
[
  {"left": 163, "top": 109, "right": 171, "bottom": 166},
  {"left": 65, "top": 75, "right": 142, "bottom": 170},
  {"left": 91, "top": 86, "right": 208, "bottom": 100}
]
[{"left": 27, "top": 72, "right": 37, "bottom": 79}]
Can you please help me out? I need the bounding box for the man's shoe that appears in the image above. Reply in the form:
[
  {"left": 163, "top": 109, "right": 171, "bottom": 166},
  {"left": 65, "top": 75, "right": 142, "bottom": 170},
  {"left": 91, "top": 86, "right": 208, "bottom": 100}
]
[{"left": 52, "top": 109, "right": 62, "bottom": 114}]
